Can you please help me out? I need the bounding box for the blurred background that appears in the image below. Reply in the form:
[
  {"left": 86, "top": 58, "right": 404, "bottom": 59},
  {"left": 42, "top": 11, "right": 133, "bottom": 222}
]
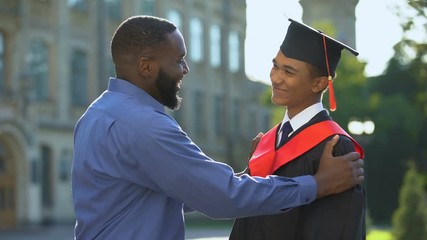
[{"left": 0, "top": 0, "right": 425, "bottom": 239}]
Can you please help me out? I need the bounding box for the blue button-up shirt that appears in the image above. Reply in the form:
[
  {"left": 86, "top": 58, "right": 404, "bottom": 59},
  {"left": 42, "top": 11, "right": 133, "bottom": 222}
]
[{"left": 72, "top": 78, "right": 317, "bottom": 240}]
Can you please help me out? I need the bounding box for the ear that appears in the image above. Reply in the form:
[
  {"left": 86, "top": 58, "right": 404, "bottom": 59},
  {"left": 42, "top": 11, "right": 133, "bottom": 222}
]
[
  {"left": 312, "top": 76, "right": 329, "bottom": 94},
  {"left": 137, "top": 57, "right": 155, "bottom": 77}
]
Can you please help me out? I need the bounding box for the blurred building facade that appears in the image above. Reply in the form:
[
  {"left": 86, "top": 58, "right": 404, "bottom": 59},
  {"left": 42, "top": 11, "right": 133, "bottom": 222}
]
[
  {"left": 300, "top": 0, "right": 358, "bottom": 48},
  {"left": 0, "top": 0, "right": 271, "bottom": 227}
]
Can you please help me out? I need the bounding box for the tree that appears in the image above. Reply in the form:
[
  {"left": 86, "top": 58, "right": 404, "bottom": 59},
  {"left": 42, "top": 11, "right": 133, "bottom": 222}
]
[
  {"left": 363, "top": 1, "right": 427, "bottom": 224},
  {"left": 391, "top": 162, "right": 427, "bottom": 240}
]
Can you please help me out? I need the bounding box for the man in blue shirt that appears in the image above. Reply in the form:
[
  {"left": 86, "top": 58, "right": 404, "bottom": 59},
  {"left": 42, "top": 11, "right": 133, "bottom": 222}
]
[{"left": 71, "top": 15, "right": 364, "bottom": 240}]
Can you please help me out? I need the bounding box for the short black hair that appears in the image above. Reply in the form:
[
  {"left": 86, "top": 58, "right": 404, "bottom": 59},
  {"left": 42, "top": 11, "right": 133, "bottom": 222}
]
[
  {"left": 111, "top": 15, "right": 177, "bottom": 64},
  {"left": 307, "top": 62, "right": 335, "bottom": 79}
]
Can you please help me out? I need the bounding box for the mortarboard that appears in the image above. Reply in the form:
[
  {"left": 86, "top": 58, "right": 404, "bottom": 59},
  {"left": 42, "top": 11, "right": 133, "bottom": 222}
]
[{"left": 280, "top": 18, "right": 359, "bottom": 111}]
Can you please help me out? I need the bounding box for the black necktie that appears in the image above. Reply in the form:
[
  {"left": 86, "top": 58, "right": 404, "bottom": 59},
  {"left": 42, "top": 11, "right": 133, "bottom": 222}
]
[{"left": 278, "top": 121, "right": 293, "bottom": 147}]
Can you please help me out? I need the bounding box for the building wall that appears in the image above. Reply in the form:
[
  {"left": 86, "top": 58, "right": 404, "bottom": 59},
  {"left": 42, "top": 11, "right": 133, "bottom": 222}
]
[
  {"left": 0, "top": 0, "right": 270, "bottom": 226},
  {"left": 300, "top": 0, "right": 358, "bottom": 48}
]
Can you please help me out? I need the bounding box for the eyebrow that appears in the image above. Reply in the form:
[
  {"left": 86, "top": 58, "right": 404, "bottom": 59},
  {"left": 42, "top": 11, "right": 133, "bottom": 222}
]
[{"left": 272, "top": 58, "right": 297, "bottom": 73}]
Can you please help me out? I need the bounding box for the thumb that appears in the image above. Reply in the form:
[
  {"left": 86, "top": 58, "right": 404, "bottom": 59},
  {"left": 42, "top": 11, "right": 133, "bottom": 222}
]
[{"left": 321, "top": 135, "right": 339, "bottom": 159}]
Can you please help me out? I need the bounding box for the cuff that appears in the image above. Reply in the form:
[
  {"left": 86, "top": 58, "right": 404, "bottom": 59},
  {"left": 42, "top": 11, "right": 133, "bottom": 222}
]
[{"left": 293, "top": 175, "right": 317, "bottom": 204}]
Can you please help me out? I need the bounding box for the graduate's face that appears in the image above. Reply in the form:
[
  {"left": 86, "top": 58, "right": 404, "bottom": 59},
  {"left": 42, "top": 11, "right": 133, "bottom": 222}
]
[{"left": 270, "top": 51, "right": 322, "bottom": 115}]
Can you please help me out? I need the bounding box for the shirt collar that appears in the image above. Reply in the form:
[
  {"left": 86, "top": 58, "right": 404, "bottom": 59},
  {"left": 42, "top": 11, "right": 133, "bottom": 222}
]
[
  {"left": 107, "top": 77, "right": 165, "bottom": 112},
  {"left": 280, "top": 102, "right": 325, "bottom": 133}
]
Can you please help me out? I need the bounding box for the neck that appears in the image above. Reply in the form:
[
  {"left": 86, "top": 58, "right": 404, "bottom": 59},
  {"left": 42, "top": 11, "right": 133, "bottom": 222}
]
[{"left": 287, "top": 100, "right": 321, "bottom": 119}]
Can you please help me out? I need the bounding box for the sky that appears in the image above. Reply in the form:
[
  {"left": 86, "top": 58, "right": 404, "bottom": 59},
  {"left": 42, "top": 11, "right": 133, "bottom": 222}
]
[{"left": 245, "top": 0, "right": 416, "bottom": 84}]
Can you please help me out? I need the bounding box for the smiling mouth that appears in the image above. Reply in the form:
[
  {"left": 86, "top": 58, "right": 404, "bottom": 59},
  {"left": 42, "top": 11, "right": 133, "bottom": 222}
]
[{"left": 273, "top": 86, "right": 286, "bottom": 92}]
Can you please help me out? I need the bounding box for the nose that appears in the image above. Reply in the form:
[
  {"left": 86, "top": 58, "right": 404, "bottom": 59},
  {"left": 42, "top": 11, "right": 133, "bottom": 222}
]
[
  {"left": 270, "top": 68, "right": 279, "bottom": 84},
  {"left": 183, "top": 60, "right": 190, "bottom": 75}
]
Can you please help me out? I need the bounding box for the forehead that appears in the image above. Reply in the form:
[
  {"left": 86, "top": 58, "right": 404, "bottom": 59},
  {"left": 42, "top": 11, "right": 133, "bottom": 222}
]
[
  {"left": 275, "top": 50, "right": 310, "bottom": 71},
  {"left": 160, "top": 29, "right": 187, "bottom": 57}
]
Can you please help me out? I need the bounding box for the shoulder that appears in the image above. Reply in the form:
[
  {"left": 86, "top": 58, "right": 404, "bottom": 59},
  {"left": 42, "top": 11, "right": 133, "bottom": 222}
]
[
  {"left": 313, "top": 119, "right": 355, "bottom": 156},
  {"left": 332, "top": 134, "right": 356, "bottom": 156}
]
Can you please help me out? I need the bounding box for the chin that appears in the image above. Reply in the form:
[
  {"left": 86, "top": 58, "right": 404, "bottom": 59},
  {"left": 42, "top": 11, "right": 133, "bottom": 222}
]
[
  {"left": 271, "top": 96, "right": 280, "bottom": 105},
  {"left": 272, "top": 98, "right": 288, "bottom": 107}
]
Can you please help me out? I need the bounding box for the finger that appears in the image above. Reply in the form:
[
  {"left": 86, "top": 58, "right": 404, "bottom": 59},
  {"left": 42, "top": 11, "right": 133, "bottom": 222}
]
[
  {"left": 358, "top": 158, "right": 364, "bottom": 167},
  {"left": 251, "top": 133, "right": 263, "bottom": 147},
  {"left": 346, "top": 152, "right": 361, "bottom": 163},
  {"left": 356, "top": 175, "right": 365, "bottom": 184},
  {"left": 351, "top": 158, "right": 364, "bottom": 169},
  {"left": 249, "top": 133, "right": 264, "bottom": 158},
  {"left": 321, "top": 135, "right": 339, "bottom": 158},
  {"left": 354, "top": 167, "right": 364, "bottom": 176},
  {"left": 254, "top": 132, "right": 263, "bottom": 141}
]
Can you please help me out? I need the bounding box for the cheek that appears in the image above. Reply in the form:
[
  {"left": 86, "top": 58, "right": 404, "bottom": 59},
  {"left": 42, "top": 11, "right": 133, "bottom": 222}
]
[
  {"left": 171, "top": 67, "right": 184, "bottom": 80},
  {"left": 271, "top": 89, "right": 290, "bottom": 107},
  {"left": 270, "top": 69, "right": 281, "bottom": 83}
]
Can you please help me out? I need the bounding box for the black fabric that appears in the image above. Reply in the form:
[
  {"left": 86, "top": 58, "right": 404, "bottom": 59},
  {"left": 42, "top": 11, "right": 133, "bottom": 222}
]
[
  {"left": 280, "top": 19, "right": 358, "bottom": 76},
  {"left": 230, "top": 110, "right": 366, "bottom": 240},
  {"left": 278, "top": 121, "right": 293, "bottom": 147}
]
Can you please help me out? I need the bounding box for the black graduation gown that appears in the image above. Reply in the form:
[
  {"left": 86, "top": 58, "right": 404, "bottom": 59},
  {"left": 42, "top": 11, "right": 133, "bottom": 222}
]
[{"left": 230, "top": 110, "right": 366, "bottom": 240}]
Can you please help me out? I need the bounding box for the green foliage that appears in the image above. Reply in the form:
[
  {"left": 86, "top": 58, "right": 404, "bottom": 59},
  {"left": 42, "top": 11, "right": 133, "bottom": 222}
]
[
  {"left": 367, "top": 229, "right": 392, "bottom": 240},
  {"left": 327, "top": 50, "right": 368, "bottom": 127},
  {"left": 391, "top": 162, "right": 427, "bottom": 240},
  {"left": 366, "top": 209, "right": 373, "bottom": 232},
  {"left": 360, "top": 2, "right": 427, "bottom": 225}
]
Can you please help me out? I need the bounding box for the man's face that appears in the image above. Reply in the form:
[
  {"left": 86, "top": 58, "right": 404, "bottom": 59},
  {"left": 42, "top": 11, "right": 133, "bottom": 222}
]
[{"left": 270, "top": 50, "right": 319, "bottom": 114}]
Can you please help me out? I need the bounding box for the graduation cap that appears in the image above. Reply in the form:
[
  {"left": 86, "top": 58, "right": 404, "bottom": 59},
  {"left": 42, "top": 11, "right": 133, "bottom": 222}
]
[{"left": 280, "top": 18, "right": 359, "bottom": 111}]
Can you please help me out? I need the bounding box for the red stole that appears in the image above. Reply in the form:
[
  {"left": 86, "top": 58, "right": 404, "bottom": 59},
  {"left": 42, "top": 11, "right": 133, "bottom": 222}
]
[{"left": 248, "top": 120, "right": 364, "bottom": 177}]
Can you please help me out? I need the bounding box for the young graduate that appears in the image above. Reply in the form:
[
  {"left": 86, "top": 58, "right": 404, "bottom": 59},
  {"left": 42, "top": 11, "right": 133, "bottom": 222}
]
[{"left": 229, "top": 19, "right": 366, "bottom": 240}]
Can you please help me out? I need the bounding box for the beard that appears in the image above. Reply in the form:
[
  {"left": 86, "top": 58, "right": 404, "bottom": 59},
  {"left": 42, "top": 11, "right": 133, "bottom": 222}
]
[{"left": 155, "top": 68, "right": 182, "bottom": 110}]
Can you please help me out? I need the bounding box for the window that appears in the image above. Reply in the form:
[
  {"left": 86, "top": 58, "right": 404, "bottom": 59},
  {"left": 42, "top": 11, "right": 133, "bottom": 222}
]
[
  {"left": 190, "top": 18, "right": 203, "bottom": 63},
  {"left": 214, "top": 95, "right": 224, "bottom": 135},
  {"left": 228, "top": 31, "right": 239, "bottom": 73},
  {"left": 27, "top": 40, "right": 49, "bottom": 101},
  {"left": 167, "top": 10, "right": 182, "bottom": 30},
  {"left": 41, "top": 145, "right": 53, "bottom": 208},
  {"left": 59, "top": 149, "right": 72, "bottom": 181},
  {"left": 31, "top": 160, "right": 39, "bottom": 184},
  {"left": 210, "top": 24, "right": 221, "bottom": 68},
  {"left": 232, "top": 99, "right": 240, "bottom": 136},
  {"left": 0, "top": 33, "right": 4, "bottom": 93},
  {"left": 194, "top": 91, "right": 206, "bottom": 135},
  {"left": 71, "top": 49, "right": 88, "bottom": 106},
  {"left": 106, "top": 0, "right": 121, "bottom": 20},
  {"left": 0, "top": 143, "right": 5, "bottom": 174}
]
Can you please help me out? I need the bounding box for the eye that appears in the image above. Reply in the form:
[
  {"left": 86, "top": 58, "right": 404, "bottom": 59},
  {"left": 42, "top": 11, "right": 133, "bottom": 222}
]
[
  {"left": 272, "top": 62, "right": 278, "bottom": 69},
  {"left": 283, "top": 66, "right": 296, "bottom": 76}
]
